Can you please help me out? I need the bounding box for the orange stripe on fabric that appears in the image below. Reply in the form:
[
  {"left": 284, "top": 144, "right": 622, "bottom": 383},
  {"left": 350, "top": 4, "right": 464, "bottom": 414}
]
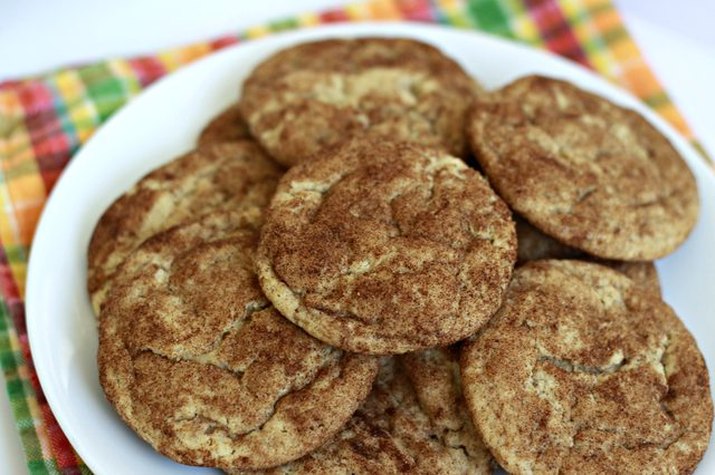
[
  {"left": 592, "top": 6, "right": 620, "bottom": 32},
  {"left": 620, "top": 63, "right": 661, "bottom": 100},
  {"left": 587, "top": 1, "right": 696, "bottom": 139},
  {"left": 367, "top": 0, "right": 402, "bottom": 19},
  {"left": 157, "top": 43, "right": 212, "bottom": 73},
  {"left": 6, "top": 176, "right": 45, "bottom": 247},
  {"left": 0, "top": 91, "right": 43, "bottom": 296}
]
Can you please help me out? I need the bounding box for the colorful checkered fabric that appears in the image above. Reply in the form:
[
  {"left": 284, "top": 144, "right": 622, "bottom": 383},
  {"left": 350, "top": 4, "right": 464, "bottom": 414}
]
[{"left": 0, "top": 0, "right": 706, "bottom": 473}]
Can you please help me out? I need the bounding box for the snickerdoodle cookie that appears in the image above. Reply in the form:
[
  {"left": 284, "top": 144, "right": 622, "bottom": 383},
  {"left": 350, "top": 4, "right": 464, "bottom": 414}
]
[
  {"left": 197, "top": 104, "right": 252, "bottom": 146},
  {"left": 239, "top": 38, "right": 481, "bottom": 167},
  {"left": 236, "top": 354, "right": 491, "bottom": 474},
  {"left": 98, "top": 211, "right": 378, "bottom": 470},
  {"left": 516, "top": 217, "right": 661, "bottom": 295},
  {"left": 88, "top": 140, "right": 282, "bottom": 315},
  {"left": 468, "top": 75, "right": 699, "bottom": 261},
  {"left": 256, "top": 140, "right": 516, "bottom": 354},
  {"left": 461, "top": 260, "right": 712, "bottom": 474}
]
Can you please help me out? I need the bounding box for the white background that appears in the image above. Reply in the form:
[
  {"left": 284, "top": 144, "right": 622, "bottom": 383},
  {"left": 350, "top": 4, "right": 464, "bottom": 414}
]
[{"left": 0, "top": 0, "right": 713, "bottom": 473}]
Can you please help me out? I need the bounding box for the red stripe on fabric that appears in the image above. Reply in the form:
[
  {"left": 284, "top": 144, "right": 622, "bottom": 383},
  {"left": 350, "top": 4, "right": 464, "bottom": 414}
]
[
  {"left": 40, "top": 404, "right": 80, "bottom": 469},
  {"left": 0, "top": 80, "right": 23, "bottom": 91},
  {"left": 0, "top": 246, "right": 35, "bottom": 391},
  {"left": 17, "top": 82, "right": 54, "bottom": 116},
  {"left": 0, "top": 258, "right": 20, "bottom": 302},
  {"left": 18, "top": 92, "right": 70, "bottom": 193},
  {"left": 209, "top": 35, "right": 240, "bottom": 51},
  {"left": 395, "top": 0, "right": 434, "bottom": 21},
  {"left": 127, "top": 57, "right": 168, "bottom": 88},
  {"left": 524, "top": 0, "right": 590, "bottom": 67},
  {"left": 8, "top": 300, "right": 33, "bottom": 384},
  {"left": 319, "top": 9, "right": 350, "bottom": 22},
  {"left": 40, "top": 170, "right": 64, "bottom": 193}
]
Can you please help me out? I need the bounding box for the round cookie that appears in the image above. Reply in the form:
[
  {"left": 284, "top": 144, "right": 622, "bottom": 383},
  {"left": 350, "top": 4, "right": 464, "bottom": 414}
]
[
  {"left": 468, "top": 75, "right": 699, "bottom": 261},
  {"left": 239, "top": 38, "right": 481, "bottom": 167},
  {"left": 461, "top": 260, "right": 713, "bottom": 474},
  {"left": 98, "top": 211, "right": 378, "bottom": 470},
  {"left": 197, "top": 104, "right": 252, "bottom": 145},
  {"left": 606, "top": 260, "right": 661, "bottom": 297},
  {"left": 235, "top": 354, "right": 492, "bottom": 474},
  {"left": 516, "top": 217, "right": 661, "bottom": 295},
  {"left": 256, "top": 139, "right": 516, "bottom": 354},
  {"left": 88, "top": 140, "right": 283, "bottom": 315}
]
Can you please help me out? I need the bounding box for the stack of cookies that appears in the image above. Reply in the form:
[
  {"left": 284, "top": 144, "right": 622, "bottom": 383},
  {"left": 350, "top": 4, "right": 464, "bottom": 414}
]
[{"left": 90, "top": 37, "right": 713, "bottom": 474}]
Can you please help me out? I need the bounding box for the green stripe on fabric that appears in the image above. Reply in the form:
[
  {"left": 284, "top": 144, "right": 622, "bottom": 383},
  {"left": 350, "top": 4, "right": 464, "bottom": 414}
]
[
  {"left": 584, "top": 0, "right": 613, "bottom": 16},
  {"left": 431, "top": 1, "right": 475, "bottom": 29},
  {"left": 27, "top": 459, "right": 56, "bottom": 475},
  {"left": 0, "top": 300, "right": 47, "bottom": 474},
  {"left": 45, "top": 76, "right": 81, "bottom": 153},
  {"left": 4, "top": 244, "right": 28, "bottom": 267},
  {"left": 691, "top": 141, "right": 714, "bottom": 165},
  {"left": 108, "top": 60, "right": 143, "bottom": 100},
  {"left": 77, "top": 64, "right": 125, "bottom": 123},
  {"left": 505, "top": 0, "right": 543, "bottom": 46},
  {"left": 3, "top": 159, "right": 43, "bottom": 182},
  {"left": 563, "top": 0, "right": 610, "bottom": 62},
  {"left": 441, "top": 11, "right": 476, "bottom": 29},
  {"left": 601, "top": 25, "right": 628, "bottom": 44},
  {"left": 643, "top": 92, "right": 669, "bottom": 109},
  {"left": 467, "top": 0, "right": 514, "bottom": 37},
  {"left": 268, "top": 18, "right": 300, "bottom": 31}
]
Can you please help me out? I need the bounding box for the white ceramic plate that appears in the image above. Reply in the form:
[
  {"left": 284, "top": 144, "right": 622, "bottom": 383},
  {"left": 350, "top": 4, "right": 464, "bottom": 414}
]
[{"left": 26, "top": 23, "right": 715, "bottom": 474}]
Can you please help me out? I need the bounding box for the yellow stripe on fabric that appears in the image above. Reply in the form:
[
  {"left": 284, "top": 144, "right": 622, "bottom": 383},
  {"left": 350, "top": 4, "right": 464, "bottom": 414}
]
[
  {"left": 559, "top": 0, "right": 619, "bottom": 81},
  {"left": 0, "top": 92, "right": 44, "bottom": 297},
  {"left": 497, "top": 0, "right": 541, "bottom": 46},
  {"left": 245, "top": 25, "right": 273, "bottom": 39},
  {"left": 54, "top": 70, "right": 98, "bottom": 144},
  {"left": 590, "top": 5, "right": 694, "bottom": 138},
  {"left": 157, "top": 43, "right": 212, "bottom": 73},
  {"left": 345, "top": 2, "right": 374, "bottom": 20},
  {"left": 296, "top": 12, "right": 321, "bottom": 27},
  {"left": 438, "top": 0, "right": 476, "bottom": 29},
  {"left": 107, "top": 60, "right": 143, "bottom": 98}
]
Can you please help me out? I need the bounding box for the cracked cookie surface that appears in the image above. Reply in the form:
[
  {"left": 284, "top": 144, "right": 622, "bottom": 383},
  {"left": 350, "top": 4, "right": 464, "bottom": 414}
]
[
  {"left": 468, "top": 75, "right": 699, "bottom": 260},
  {"left": 516, "top": 217, "right": 661, "bottom": 296},
  {"left": 88, "top": 140, "right": 283, "bottom": 316},
  {"left": 198, "top": 104, "right": 252, "bottom": 146},
  {"left": 235, "top": 354, "right": 491, "bottom": 474},
  {"left": 239, "top": 38, "right": 481, "bottom": 167},
  {"left": 460, "top": 260, "right": 712, "bottom": 474},
  {"left": 256, "top": 140, "right": 516, "bottom": 354},
  {"left": 98, "top": 211, "right": 378, "bottom": 470}
]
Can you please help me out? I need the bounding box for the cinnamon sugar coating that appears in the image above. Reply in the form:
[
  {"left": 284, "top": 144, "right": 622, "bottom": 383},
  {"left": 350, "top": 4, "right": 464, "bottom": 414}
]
[
  {"left": 98, "top": 211, "right": 378, "bottom": 470},
  {"left": 240, "top": 38, "right": 481, "bottom": 167},
  {"left": 257, "top": 139, "right": 516, "bottom": 354},
  {"left": 469, "top": 76, "right": 699, "bottom": 260},
  {"left": 198, "top": 104, "right": 252, "bottom": 145},
  {"left": 234, "top": 353, "right": 491, "bottom": 474},
  {"left": 88, "top": 140, "right": 282, "bottom": 315},
  {"left": 461, "top": 260, "right": 712, "bottom": 474}
]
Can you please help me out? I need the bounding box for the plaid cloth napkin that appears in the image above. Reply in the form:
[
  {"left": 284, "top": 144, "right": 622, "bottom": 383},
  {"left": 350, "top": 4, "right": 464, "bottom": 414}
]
[{"left": 0, "top": 0, "right": 707, "bottom": 473}]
